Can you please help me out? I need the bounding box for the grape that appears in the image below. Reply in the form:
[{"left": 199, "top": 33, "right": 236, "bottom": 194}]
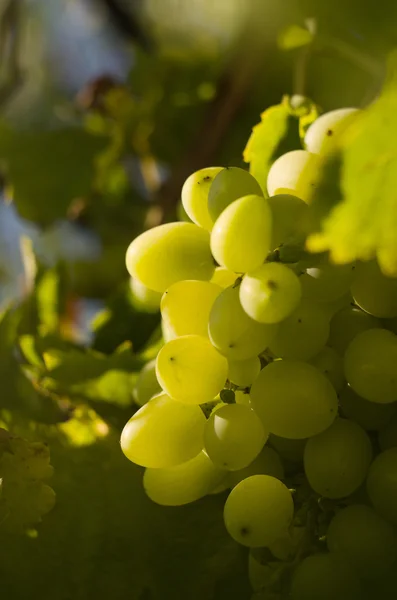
[
  {"left": 223, "top": 475, "right": 293, "bottom": 547},
  {"left": 129, "top": 278, "right": 162, "bottom": 312},
  {"left": 379, "top": 413, "right": 397, "bottom": 450},
  {"left": 204, "top": 403, "right": 267, "bottom": 470},
  {"left": 207, "top": 166, "right": 263, "bottom": 222},
  {"left": 340, "top": 385, "right": 396, "bottom": 432},
  {"left": 210, "top": 195, "right": 272, "bottom": 273},
  {"left": 248, "top": 552, "right": 274, "bottom": 592},
  {"left": 309, "top": 346, "right": 344, "bottom": 392},
  {"left": 269, "top": 434, "right": 306, "bottom": 463},
  {"left": 234, "top": 390, "right": 252, "bottom": 407},
  {"left": 304, "top": 418, "right": 372, "bottom": 499},
  {"left": 269, "top": 300, "right": 329, "bottom": 360},
  {"left": 228, "top": 357, "right": 261, "bottom": 387},
  {"left": 126, "top": 222, "right": 214, "bottom": 293},
  {"left": 300, "top": 263, "right": 355, "bottom": 303},
  {"left": 239, "top": 263, "right": 302, "bottom": 324},
  {"left": 290, "top": 553, "right": 362, "bottom": 600},
  {"left": 327, "top": 504, "right": 397, "bottom": 579},
  {"left": 351, "top": 260, "right": 397, "bottom": 318},
  {"left": 133, "top": 359, "right": 162, "bottom": 407},
  {"left": 228, "top": 446, "right": 284, "bottom": 487},
  {"left": 156, "top": 335, "right": 228, "bottom": 404},
  {"left": 160, "top": 279, "right": 221, "bottom": 339},
  {"left": 210, "top": 266, "right": 237, "bottom": 288},
  {"left": 319, "top": 292, "right": 353, "bottom": 321},
  {"left": 181, "top": 167, "right": 223, "bottom": 230},
  {"left": 209, "top": 285, "right": 278, "bottom": 360},
  {"left": 304, "top": 108, "right": 360, "bottom": 154},
  {"left": 344, "top": 328, "right": 397, "bottom": 404},
  {"left": 329, "top": 306, "right": 380, "bottom": 355},
  {"left": 250, "top": 360, "right": 337, "bottom": 439},
  {"left": 143, "top": 451, "right": 226, "bottom": 506},
  {"left": 266, "top": 150, "right": 320, "bottom": 202},
  {"left": 367, "top": 448, "right": 397, "bottom": 525},
  {"left": 120, "top": 393, "right": 206, "bottom": 468},
  {"left": 268, "top": 194, "right": 308, "bottom": 250}
]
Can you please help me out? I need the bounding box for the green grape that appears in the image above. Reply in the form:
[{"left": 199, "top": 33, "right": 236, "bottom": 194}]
[
  {"left": 228, "top": 357, "right": 261, "bottom": 387},
  {"left": 290, "top": 553, "right": 362, "bottom": 600},
  {"left": 207, "top": 166, "right": 263, "bottom": 222},
  {"left": 156, "top": 334, "right": 228, "bottom": 404},
  {"left": 129, "top": 277, "right": 162, "bottom": 312},
  {"left": 250, "top": 360, "right": 337, "bottom": 439},
  {"left": 300, "top": 263, "right": 356, "bottom": 303},
  {"left": 120, "top": 393, "right": 206, "bottom": 467},
  {"left": 304, "top": 108, "right": 360, "bottom": 154},
  {"left": 143, "top": 450, "right": 226, "bottom": 506},
  {"left": 367, "top": 448, "right": 397, "bottom": 524},
  {"left": 210, "top": 195, "right": 272, "bottom": 274},
  {"left": 344, "top": 328, "right": 397, "bottom": 404},
  {"left": 266, "top": 150, "right": 320, "bottom": 202},
  {"left": 181, "top": 167, "right": 223, "bottom": 230},
  {"left": 268, "top": 194, "right": 308, "bottom": 250},
  {"left": 235, "top": 390, "right": 252, "bottom": 407},
  {"left": 160, "top": 279, "right": 221, "bottom": 339},
  {"left": 125, "top": 222, "right": 214, "bottom": 293},
  {"left": 268, "top": 434, "right": 306, "bottom": 463},
  {"left": 329, "top": 306, "right": 380, "bottom": 355},
  {"left": 327, "top": 504, "right": 397, "bottom": 579},
  {"left": 209, "top": 285, "right": 278, "bottom": 360},
  {"left": 304, "top": 418, "right": 372, "bottom": 499},
  {"left": 210, "top": 266, "right": 237, "bottom": 288},
  {"left": 340, "top": 385, "right": 396, "bottom": 432},
  {"left": 309, "top": 346, "right": 345, "bottom": 392},
  {"left": 204, "top": 403, "right": 267, "bottom": 470},
  {"left": 269, "top": 300, "right": 329, "bottom": 360},
  {"left": 133, "top": 359, "right": 162, "bottom": 407},
  {"left": 351, "top": 260, "right": 397, "bottom": 318},
  {"left": 320, "top": 292, "right": 353, "bottom": 321},
  {"left": 379, "top": 414, "right": 397, "bottom": 450},
  {"left": 240, "top": 263, "right": 301, "bottom": 324},
  {"left": 228, "top": 446, "right": 284, "bottom": 487},
  {"left": 223, "top": 475, "right": 293, "bottom": 547}
]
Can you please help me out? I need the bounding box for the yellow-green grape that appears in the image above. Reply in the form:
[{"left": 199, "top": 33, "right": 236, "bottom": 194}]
[
  {"left": 207, "top": 166, "right": 263, "bottom": 222},
  {"left": 181, "top": 167, "right": 223, "bottom": 230},
  {"left": 344, "top": 328, "right": 397, "bottom": 403},
  {"left": 143, "top": 450, "right": 226, "bottom": 506},
  {"left": 126, "top": 222, "right": 214, "bottom": 293},
  {"left": 235, "top": 390, "right": 252, "bottom": 407},
  {"left": 223, "top": 475, "right": 294, "bottom": 547},
  {"left": 290, "top": 553, "right": 362, "bottom": 600},
  {"left": 204, "top": 403, "right": 267, "bottom": 470},
  {"left": 210, "top": 195, "right": 272, "bottom": 273},
  {"left": 269, "top": 300, "right": 329, "bottom": 360},
  {"left": 266, "top": 150, "right": 320, "bottom": 202},
  {"left": 161, "top": 318, "right": 174, "bottom": 343},
  {"left": 269, "top": 527, "right": 305, "bottom": 561},
  {"left": 160, "top": 279, "right": 221, "bottom": 339},
  {"left": 210, "top": 266, "right": 237, "bottom": 288},
  {"left": 156, "top": 335, "right": 228, "bottom": 404},
  {"left": 133, "top": 359, "right": 162, "bottom": 407},
  {"left": 250, "top": 360, "right": 337, "bottom": 439},
  {"left": 340, "top": 385, "right": 397, "bottom": 432},
  {"left": 239, "top": 263, "right": 302, "bottom": 324},
  {"left": 379, "top": 413, "right": 397, "bottom": 450},
  {"left": 268, "top": 194, "right": 308, "bottom": 250},
  {"left": 228, "top": 357, "right": 261, "bottom": 387},
  {"left": 269, "top": 434, "right": 306, "bottom": 463},
  {"left": 300, "top": 263, "right": 356, "bottom": 303},
  {"left": 304, "top": 418, "right": 372, "bottom": 499},
  {"left": 304, "top": 108, "right": 360, "bottom": 154},
  {"left": 320, "top": 292, "right": 353, "bottom": 321},
  {"left": 121, "top": 393, "right": 206, "bottom": 468},
  {"left": 327, "top": 504, "right": 397, "bottom": 579},
  {"left": 228, "top": 446, "right": 284, "bottom": 487},
  {"left": 309, "top": 346, "right": 345, "bottom": 392},
  {"left": 129, "top": 277, "right": 162, "bottom": 312},
  {"left": 367, "top": 448, "right": 397, "bottom": 524},
  {"left": 209, "top": 285, "right": 277, "bottom": 360},
  {"left": 329, "top": 306, "right": 380, "bottom": 355},
  {"left": 351, "top": 260, "right": 397, "bottom": 318}
]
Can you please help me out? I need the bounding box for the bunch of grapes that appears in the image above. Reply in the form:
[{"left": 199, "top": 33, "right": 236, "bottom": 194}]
[{"left": 122, "top": 108, "right": 397, "bottom": 599}]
